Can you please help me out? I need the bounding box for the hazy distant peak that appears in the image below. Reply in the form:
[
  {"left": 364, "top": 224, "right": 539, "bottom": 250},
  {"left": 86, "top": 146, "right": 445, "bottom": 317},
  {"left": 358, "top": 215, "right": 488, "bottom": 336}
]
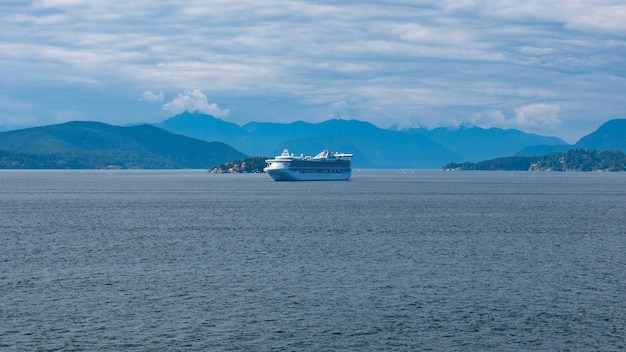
[{"left": 575, "top": 118, "right": 626, "bottom": 150}]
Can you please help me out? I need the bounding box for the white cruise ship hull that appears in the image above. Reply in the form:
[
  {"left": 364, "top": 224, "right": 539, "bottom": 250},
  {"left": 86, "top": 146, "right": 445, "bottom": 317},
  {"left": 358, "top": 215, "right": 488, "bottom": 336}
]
[{"left": 265, "top": 168, "right": 351, "bottom": 181}]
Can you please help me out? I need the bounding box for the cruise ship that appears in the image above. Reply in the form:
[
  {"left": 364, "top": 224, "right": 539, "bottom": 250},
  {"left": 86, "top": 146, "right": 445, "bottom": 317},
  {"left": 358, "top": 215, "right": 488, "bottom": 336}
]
[{"left": 264, "top": 149, "right": 353, "bottom": 181}]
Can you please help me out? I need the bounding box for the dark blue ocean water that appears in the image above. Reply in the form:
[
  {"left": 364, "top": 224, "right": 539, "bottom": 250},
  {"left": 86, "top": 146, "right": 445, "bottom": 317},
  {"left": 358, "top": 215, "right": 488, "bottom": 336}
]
[{"left": 1, "top": 170, "right": 625, "bottom": 351}]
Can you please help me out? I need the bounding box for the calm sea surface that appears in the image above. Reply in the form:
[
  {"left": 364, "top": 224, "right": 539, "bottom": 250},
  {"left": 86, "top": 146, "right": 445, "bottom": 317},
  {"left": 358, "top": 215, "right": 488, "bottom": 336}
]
[{"left": 1, "top": 170, "right": 625, "bottom": 351}]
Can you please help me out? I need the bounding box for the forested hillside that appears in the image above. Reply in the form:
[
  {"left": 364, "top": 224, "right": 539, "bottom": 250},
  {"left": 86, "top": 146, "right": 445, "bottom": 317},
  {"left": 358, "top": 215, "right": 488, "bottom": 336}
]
[{"left": 0, "top": 121, "right": 245, "bottom": 169}]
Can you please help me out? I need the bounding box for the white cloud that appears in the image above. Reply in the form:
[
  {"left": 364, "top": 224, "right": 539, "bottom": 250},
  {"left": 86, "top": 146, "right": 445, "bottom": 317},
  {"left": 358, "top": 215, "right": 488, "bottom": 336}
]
[
  {"left": 0, "top": 1, "right": 624, "bottom": 141},
  {"left": 471, "top": 104, "right": 561, "bottom": 133},
  {"left": 477, "top": 1, "right": 626, "bottom": 34},
  {"left": 32, "top": 0, "right": 85, "bottom": 8},
  {"left": 139, "top": 90, "right": 163, "bottom": 103},
  {"left": 162, "top": 89, "right": 229, "bottom": 117},
  {"left": 471, "top": 109, "right": 507, "bottom": 127},
  {"left": 514, "top": 104, "right": 561, "bottom": 131}
]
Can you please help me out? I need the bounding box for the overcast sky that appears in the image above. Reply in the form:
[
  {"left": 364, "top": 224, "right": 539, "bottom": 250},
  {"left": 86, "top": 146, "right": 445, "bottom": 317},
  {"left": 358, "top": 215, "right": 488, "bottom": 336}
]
[{"left": 1, "top": 1, "right": 625, "bottom": 142}]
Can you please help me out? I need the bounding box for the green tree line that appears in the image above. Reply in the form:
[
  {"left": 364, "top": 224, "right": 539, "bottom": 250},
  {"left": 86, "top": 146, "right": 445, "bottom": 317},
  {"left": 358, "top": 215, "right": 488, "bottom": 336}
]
[{"left": 443, "top": 149, "right": 626, "bottom": 172}]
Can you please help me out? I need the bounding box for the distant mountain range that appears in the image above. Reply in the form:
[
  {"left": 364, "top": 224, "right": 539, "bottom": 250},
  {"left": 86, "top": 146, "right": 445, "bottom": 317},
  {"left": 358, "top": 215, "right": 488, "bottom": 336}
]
[
  {"left": 405, "top": 125, "right": 567, "bottom": 163},
  {"left": 1, "top": 115, "right": 625, "bottom": 169},
  {"left": 159, "top": 112, "right": 570, "bottom": 168},
  {"left": 516, "top": 119, "right": 626, "bottom": 157},
  {"left": 160, "top": 113, "right": 457, "bottom": 168},
  {"left": 0, "top": 121, "right": 245, "bottom": 169}
]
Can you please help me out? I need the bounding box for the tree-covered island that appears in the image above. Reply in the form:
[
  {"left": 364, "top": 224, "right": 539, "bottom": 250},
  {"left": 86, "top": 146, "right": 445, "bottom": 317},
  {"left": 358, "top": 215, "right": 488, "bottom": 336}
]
[
  {"left": 443, "top": 149, "right": 626, "bottom": 172},
  {"left": 208, "top": 156, "right": 269, "bottom": 173}
]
